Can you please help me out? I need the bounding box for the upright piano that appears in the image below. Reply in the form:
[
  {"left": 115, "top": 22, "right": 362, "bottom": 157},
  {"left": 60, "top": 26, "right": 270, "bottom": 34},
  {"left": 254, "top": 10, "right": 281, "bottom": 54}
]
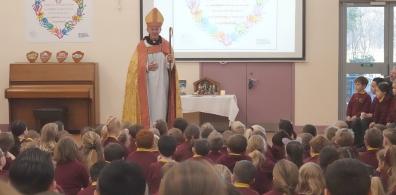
[{"left": 5, "top": 62, "right": 99, "bottom": 132}]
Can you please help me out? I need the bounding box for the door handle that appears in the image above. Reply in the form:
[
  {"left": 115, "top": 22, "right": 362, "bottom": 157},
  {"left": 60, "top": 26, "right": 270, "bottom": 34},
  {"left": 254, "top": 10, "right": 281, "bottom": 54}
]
[{"left": 248, "top": 78, "right": 256, "bottom": 90}]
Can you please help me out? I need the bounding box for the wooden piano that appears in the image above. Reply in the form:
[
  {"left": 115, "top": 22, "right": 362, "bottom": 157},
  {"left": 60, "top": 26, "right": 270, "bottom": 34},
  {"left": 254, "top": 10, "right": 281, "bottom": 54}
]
[{"left": 5, "top": 62, "right": 99, "bottom": 132}]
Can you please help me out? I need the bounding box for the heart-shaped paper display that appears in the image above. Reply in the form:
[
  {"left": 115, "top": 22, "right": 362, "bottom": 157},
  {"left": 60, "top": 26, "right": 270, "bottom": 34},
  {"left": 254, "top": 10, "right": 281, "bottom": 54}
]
[
  {"left": 40, "top": 51, "right": 52, "bottom": 63},
  {"left": 32, "top": 0, "right": 85, "bottom": 39},
  {"left": 27, "top": 51, "right": 39, "bottom": 63},
  {"left": 72, "top": 51, "right": 84, "bottom": 63},
  {"left": 56, "top": 51, "right": 68, "bottom": 63},
  {"left": 185, "top": 0, "right": 265, "bottom": 46}
]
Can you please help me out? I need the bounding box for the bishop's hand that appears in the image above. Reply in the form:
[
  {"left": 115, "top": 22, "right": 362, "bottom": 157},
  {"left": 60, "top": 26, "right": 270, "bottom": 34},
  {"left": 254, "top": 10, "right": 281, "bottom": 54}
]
[
  {"left": 148, "top": 63, "right": 158, "bottom": 71},
  {"left": 167, "top": 54, "right": 175, "bottom": 64}
]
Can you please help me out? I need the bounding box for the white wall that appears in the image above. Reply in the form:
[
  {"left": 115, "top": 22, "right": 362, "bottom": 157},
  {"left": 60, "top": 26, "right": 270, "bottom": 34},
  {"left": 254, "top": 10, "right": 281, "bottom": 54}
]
[
  {"left": 0, "top": 0, "right": 339, "bottom": 126},
  {"left": 294, "top": 0, "right": 339, "bottom": 125}
]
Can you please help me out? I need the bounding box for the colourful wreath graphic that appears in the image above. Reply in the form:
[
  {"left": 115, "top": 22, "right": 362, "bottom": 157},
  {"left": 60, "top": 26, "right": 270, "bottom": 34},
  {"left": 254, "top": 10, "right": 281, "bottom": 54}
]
[
  {"left": 186, "top": 0, "right": 265, "bottom": 46},
  {"left": 32, "top": 0, "right": 85, "bottom": 39}
]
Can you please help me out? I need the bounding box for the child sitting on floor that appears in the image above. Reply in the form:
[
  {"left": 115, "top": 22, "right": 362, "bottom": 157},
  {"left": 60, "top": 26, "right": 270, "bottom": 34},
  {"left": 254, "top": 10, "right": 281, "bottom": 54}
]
[
  {"left": 232, "top": 160, "right": 259, "bottom": 195},
  {"left": 217, "top": 134, "right": 251, "bottom": 171}
]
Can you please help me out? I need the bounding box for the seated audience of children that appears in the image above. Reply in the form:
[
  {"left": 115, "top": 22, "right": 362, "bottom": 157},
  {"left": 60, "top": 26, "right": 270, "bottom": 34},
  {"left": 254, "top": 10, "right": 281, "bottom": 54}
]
[{"left": 4, "top": 104, "right": 396, "bottom": 195}]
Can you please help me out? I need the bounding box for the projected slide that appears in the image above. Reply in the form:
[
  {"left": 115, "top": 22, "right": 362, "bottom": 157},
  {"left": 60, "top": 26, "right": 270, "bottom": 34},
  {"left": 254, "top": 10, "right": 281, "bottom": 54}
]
[{"left": 142, "top": 0, "right": 304, "bottom": 60}]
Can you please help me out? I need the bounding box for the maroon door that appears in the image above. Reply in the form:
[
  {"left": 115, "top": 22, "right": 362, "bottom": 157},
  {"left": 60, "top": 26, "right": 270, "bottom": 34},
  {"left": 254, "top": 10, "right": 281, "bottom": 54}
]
[
  {"left": 246, "top": 63, "right": 294, "bottom": 127},
  {"left": 201, "top": 62, "right": 294, "bottom": 129}
]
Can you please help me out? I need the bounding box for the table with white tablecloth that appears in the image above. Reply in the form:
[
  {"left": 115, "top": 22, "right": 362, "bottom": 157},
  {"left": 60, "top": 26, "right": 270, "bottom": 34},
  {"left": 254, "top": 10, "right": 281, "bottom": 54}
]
[{"left": 180, "top": 95, "right": 239, "bottom": 122}]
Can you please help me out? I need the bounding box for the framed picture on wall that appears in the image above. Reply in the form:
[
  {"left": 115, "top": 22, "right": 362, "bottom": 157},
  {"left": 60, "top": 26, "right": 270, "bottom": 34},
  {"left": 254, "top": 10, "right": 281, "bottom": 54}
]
[{"left": 25, "top": 0, "right": 93, "bottom": 42}]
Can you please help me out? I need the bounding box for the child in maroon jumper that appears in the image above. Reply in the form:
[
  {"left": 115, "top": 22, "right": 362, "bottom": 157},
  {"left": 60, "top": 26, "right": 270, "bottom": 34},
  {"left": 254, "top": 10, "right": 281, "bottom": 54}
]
[
  {"left": 39, "top": 123, "right": 58, "bottom": 155},
  {"left": 360, "top": 77, "right": 385, "bottom": 130},
  {"left": 104, "top": 143, "right": 126, "bottom": 162},
  {"left": 80, "top": 131, "right": 104, "bottom": 170},
  {"left": 147, "top": 135, "right": 177, "bottom": 194},
  {"left": 300, "top": 133, "right": 313, "bottom": 159},
  {"left": 372, "top": 82, "right": 392, "bottom": 125},
  {"left": 200, "top": 122, "right": 216, "bottom": 139},
  {"left": 173, "top": 124, "right": 200, "bottom": 162},
  {"left": 217, "top": 134, "right": 251, "bottom": 171},
  {"left": 9, "top": 148, "right": 58, "bottom": 194},
  {"left": 232, "top": 160, "right": 259, "bottom": 195},
  {"left": 9, "top": 120, "right": 27, "bottom": 157},
  {"left": 172, "top": 118, "right": 189, "bottom": 132},
  {"left": 101, "top": 116, "right": 122, "bottom": 147},
  {"left": 359, "top": 128, "right": 382, "bottom": 169},
  {"left": 297, "top": 162, "right": 325, "bottom": 195},
  {"left": 117, "top": 129, "right": 131, "bottom": 158},
  {"left": 319, "top": 146, "right": 340, "bottom": 173},
  {"left": 166, "top": 128, "right": 184, "bottom": 145},
  {"left": 126, "top": 124, "right": 144, "bottom": 154},
  {"left": 96, "top": 161, "right": 146, "bottom": 195},
  {"left": 247, "top": 135, "right": 274, "bottom": 194},
  {"left": 279, "top": 119, "right": 297, "bottom": 139},
  {"left": 77, "top": 161, "right": 108, "bottom": 195},
  {"left": 0, "top": 149, "right": 8, "bottom": 181},
  {"left": 270, "top": 130, "right": 290, "bottom": 162},
  {"left": 383, "top": 128, "right": 396, "bottom": 149},
  {"left": 304, "top": 136, "right": 330, "bottom": 164},
  {"left": 286, "top": 141, "right": 304, "bottom": 168},
  {"left": 207, "top": 131, "right": 226, "bottom": 162},
  {"left": 325, "top": 159, "right": 371, "bottom": 195},
  {"left": 346, "top": 76, "right": 371, "bottom": 121},
  {"left": 0, "top": 132, "right": 15, "bottom": 171},
  {"left": 126, "top": 130, "right": 159, "bottom": 179},
  {"left": 302, "top": 124, "right": 317, "bottom": 137},
  {"left": 376, "top": 149, "right": 389, "bottom": 190},
  {"left": 54, "top": 137, "right": 89, "bottom": 195},
  {"left": 264, "top": 160, "right": 299, "bottom": 195},
  {"left": 191, "top": 139, "right": 214, "bottom": 163},
  {"left": 388, "top": 81, "right": 396, "bottom": 124},
  {"left": 377, "top": 146, "right": 396, "bottom": 193},
  {"left": 334, "top": 128, "right": 355, "bottom": 147},
  {"left": 154, "top": 119, "right": 168, "bottom": 136},
  {"left": 159, "top": 160, "right": 227, "bottom": 195}
]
